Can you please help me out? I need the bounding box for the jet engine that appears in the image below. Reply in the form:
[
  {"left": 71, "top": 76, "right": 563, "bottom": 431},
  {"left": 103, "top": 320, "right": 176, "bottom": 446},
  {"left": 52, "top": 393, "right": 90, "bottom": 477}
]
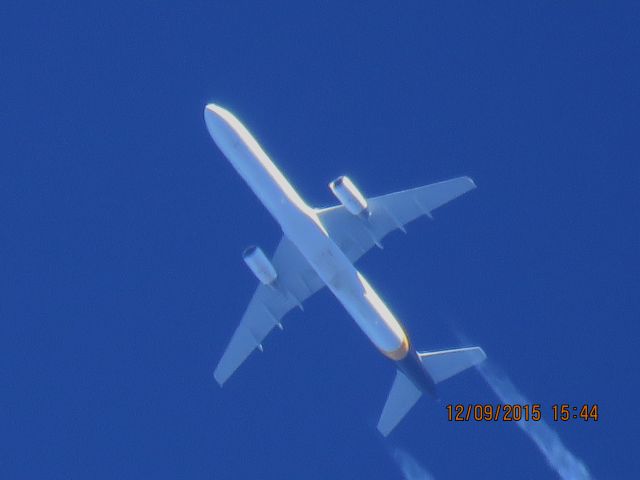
[
  {"left": 328, "top": 176, "right": 369, "bottom": 216},
  {"left": 242, "top": 246, "right": 277, "bottom": 285}
]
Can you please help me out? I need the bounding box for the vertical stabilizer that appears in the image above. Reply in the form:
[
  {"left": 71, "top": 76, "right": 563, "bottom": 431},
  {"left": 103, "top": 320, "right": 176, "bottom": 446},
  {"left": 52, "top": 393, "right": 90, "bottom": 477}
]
[{"left": 377, "top": 370, "right": 422, "bottom": 436}]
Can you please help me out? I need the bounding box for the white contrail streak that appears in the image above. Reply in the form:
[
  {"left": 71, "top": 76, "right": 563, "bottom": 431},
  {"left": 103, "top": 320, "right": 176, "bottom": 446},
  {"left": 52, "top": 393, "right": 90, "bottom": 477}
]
[
  {"left": 477, "top": 362, "right": 593, "bottom": 480},
  {"left": 393, "top": 448, "right": 435, "bottom": 480}
]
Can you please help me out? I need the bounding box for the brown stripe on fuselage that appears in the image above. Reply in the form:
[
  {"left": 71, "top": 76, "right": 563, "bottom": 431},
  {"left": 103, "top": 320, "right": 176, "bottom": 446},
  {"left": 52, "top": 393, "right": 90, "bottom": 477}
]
[{"left": 381, "top": 334, "right": 410, "bottom": 360}]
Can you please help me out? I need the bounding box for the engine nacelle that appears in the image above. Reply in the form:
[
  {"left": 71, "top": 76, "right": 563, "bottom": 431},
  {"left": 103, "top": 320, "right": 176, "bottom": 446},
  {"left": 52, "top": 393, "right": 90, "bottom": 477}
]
[
  {"left": 329, "top": 176, "right": 368, "bottom": 216},
  {"left": 243, "top": 246, "right": 277, "bottom": 285}
]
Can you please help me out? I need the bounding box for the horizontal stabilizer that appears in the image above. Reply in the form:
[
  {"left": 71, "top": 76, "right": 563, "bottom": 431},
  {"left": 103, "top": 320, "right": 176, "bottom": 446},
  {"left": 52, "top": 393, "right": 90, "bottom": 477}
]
[
  {"left": 377, "top": 370, "right": 422, "bottom": 437},
  {"left": 418, "top": 346, "right": 486, "bottom": 384}
]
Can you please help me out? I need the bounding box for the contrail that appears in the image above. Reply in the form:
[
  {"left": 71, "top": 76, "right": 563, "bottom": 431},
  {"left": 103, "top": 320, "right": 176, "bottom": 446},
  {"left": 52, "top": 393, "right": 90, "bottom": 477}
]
[
  {"left": 477, "top": 361, "right": 593, "bottom": 480},
  {"left": 392, "top": 447, "right": 435, "bottom": 480}
]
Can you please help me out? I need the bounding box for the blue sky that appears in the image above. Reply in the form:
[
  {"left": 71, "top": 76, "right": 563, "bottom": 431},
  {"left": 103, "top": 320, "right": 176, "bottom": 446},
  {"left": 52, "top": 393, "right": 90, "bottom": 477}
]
[{"left": 3, "top": 2, "right": 639, "bottom": 478}]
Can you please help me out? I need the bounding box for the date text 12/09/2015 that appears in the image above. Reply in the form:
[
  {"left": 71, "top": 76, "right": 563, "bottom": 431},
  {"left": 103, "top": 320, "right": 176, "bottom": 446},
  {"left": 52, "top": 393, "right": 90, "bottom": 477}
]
[{"left": 446, "top": 404, "right": 599, "bottom": 422}]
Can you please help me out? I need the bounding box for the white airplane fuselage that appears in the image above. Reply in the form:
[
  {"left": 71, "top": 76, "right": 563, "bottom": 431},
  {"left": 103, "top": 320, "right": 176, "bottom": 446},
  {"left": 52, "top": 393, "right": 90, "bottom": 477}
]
[{"left": 205, "top": 104, "right": 438, "bottom": 396}]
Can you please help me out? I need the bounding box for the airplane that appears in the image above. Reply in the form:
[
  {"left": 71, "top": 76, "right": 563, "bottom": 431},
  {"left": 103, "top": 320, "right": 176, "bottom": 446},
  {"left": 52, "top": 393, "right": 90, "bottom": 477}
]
[{"left": 204, "top": 104, "right": 486, "bottom": 436}]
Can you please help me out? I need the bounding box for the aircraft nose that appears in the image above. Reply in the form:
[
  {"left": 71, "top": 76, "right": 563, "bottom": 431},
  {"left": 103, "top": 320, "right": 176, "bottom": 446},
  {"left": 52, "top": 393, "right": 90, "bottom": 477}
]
[
  {"left": 204, "top": 103, "right": 226, "bottom": 118},
  {"left": 204, "top": 103, "right": 226, "bottom": 127},
  {"left": 204, "top": 103, "right": 233, "bottom": 141},
  {"left": 203, "top": 103, "right": 252, "bottom": 160}
]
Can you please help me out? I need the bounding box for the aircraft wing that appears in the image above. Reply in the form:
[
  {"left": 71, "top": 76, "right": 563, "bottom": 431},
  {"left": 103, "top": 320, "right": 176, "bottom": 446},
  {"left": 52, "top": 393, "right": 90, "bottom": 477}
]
[
  {"left": 214, "top": 236, "right": 325, "bottom": 385},
  {"left": 316, "top": 176, "right": 476, "bottom": 263}
]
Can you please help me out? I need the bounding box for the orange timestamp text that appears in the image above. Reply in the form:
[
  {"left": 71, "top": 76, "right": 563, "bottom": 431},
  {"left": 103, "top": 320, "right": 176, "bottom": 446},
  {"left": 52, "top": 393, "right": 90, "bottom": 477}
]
[{"left": 446, "top": 403, "right": 599, "bottom": 422}]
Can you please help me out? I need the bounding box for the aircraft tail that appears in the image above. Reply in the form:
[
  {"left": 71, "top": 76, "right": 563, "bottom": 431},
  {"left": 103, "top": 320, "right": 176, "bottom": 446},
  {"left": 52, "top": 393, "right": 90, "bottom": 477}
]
[
  {"left": 377, "top": 346, "right": 486, "bottom": 436},
  {"left": 377, "top": 370, "right": 422, "bottom": 436},
  {"left": 418, "top": 346, "right": 486, "bottom": 383}
]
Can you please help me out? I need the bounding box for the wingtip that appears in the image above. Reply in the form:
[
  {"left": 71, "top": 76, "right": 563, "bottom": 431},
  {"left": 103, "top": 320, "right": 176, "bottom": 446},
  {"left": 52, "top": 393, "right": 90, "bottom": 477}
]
[
  {"left": 213, "top": 370, "right": 226, "bottom": 387},
  {"left": 465, "top": 176, "right": 477, "bottom": 189},
  {"left": 477, "top": 346, "right": 487, "bottom": 361},
  {"left": 376, "top": 423, "right": 391, "bottom": 437}
]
